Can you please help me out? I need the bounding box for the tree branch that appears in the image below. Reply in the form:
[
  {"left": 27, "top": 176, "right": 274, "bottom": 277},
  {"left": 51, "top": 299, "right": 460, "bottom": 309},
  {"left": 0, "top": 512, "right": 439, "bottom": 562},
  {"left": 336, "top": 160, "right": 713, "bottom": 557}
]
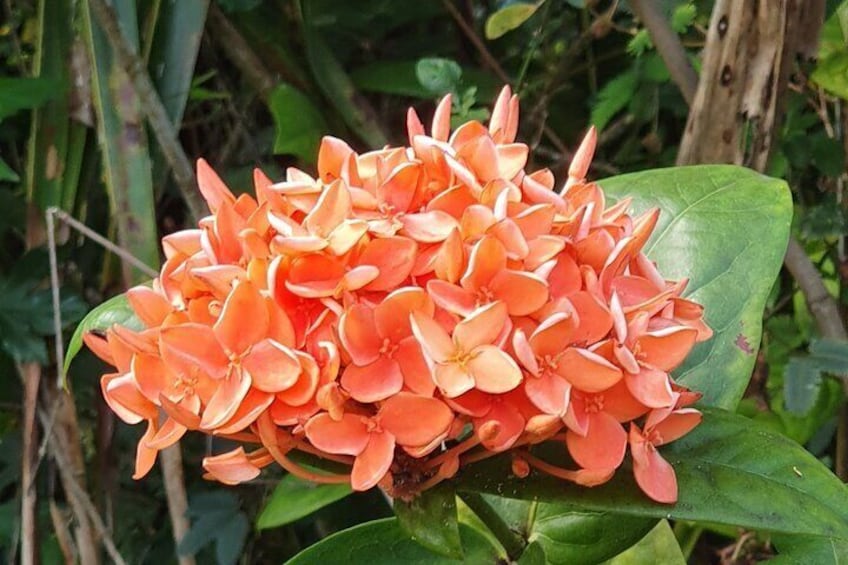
[{"left": 628, "top": 0, "right": 698, "bottom": 105}]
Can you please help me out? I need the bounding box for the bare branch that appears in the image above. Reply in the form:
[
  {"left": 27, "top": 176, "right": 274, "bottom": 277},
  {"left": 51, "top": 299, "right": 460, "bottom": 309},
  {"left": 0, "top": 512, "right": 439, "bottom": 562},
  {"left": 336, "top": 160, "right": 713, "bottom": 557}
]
[{"left": 629, "top": 0, "right": 698, "bottom": 105}]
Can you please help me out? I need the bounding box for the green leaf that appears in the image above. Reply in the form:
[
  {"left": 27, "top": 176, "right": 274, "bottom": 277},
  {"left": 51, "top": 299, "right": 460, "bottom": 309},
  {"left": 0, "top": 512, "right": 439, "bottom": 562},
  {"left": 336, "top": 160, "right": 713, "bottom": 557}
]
[
  {"left": 82, "top": 0, "right": 160, "bottom": 277},
  {"left": 64, "top": 293, "right": 143, "bottom": 376},
  {"left": 772, "top": 534, "right": 848, "bottom": 564},
  {"left": 784, "top": 357, "right": 823, "bottom": 415},
  {"left": 460, "top": 495, "right": 654, "bottom": 564},
  {"left": 484, "top": 2, "right": 543, "bottom": 40},
  {"left": 268, "top": 84, "right": 328, "bottom": 164},
  {"left": 257, "top": 474, "right": 351, "bottom": 529},
  {"left": 670, "top": 3, "right": 697, "bottom": 33},
  {"left": 24, "top": 0, "right": 81, "bottom": 212},
  {"left": 416, "top": 58, "right": 463, "bottom": 96},
  {"left": 600, "top": 165, "right": 792, "bottom": 408},
  {"left": 215, "top": 512, "right": 249, "bottom": 565},
  {"left": 604, "top": 520, "right": 685, "bottom": 564},
  {"left": 591, "top": 70, "right": 638, "bottom": 131},
  {"left": 284, "top": 518, "right": 503, "bottom": 564},
  {"left": 0, "top": 158, "right": 19, "bottom": 183},
  {"left": 0, "top": 77, "right": 61, "bottom": 120},
  {"left": 458, "top": 408, "right": 848, "bottom": 541},
  {"left": 300, "top": 0, "right": 387, "bottom": 148},
  {"left": 812, "top": 51, "right": 848, "bottom": 100},
  {"left": 395, "top": 483, "right": 462, "bottom": 559},
  {"left": 351, "top": 61, "right": 435, "bottom": 98}
]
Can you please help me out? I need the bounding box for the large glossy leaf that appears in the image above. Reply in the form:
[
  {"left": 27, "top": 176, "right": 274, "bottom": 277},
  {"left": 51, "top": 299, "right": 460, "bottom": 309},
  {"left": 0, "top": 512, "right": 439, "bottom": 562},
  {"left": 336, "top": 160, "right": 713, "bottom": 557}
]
[
  {"left": 772, "top": 534, "right": 848, "bottom": 564},
  {"left": 269, "top": 84, "right": 328, "bottom": 164},
  {"left": 64, "top": 293, "right": 143, "bottom": 375},
  {"left": 604, "top": 520, "right": 685, "bottom": 564},
  {"left": 599, "top": 165, "right": 792, "bottom": 408},
  {"left": 458, "top": 408, "right": 848, "bottom": 541},
  {"left": 394, "top": 483, "right": 462, "bottom": 559},
  {"left": 257, "top": 475, "right": 351, "bottom": 530},
  {"left": 284, "top": 518, "right": 503, "bottom": 564},
  {"left": 471, "top": 496, "right": 655, "bottom": 564}
]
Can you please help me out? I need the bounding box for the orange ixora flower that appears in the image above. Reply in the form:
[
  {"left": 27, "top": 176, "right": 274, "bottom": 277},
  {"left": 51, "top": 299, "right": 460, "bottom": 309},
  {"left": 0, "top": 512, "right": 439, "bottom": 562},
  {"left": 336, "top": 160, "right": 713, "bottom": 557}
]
[{"left": 86, "top": 85, "right": 710, "bottom": 504}]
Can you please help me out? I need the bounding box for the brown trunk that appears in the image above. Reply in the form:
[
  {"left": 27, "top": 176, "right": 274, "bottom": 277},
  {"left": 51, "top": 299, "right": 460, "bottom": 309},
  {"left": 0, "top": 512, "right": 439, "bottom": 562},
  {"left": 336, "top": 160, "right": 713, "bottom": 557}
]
[
  {"left": 20, "top": 361, "right": 40, "bottom": 565},
  {"left": 677, "top": 0, "right": 825, "bottom": 169}
]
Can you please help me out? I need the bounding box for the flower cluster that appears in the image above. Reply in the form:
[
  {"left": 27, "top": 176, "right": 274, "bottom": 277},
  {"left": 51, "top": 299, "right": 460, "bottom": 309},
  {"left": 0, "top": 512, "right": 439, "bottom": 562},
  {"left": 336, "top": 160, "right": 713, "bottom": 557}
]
[{"left": 86, "top": 87, "right": 711, "bottom": 503}]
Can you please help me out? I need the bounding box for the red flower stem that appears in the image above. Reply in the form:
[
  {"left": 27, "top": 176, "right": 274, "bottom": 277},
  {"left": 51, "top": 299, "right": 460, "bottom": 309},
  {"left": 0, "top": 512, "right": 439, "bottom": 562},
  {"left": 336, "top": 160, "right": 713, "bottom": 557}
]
[
  {"left": 295, "top": 441, "right": 356, "bottom": 465},
  {"left": 425, "top": 436, "right": 480, "bottom": 469},
  {"left": 517, "top": 450, "right": 579, "bottom": 481},
  {"left": 265, "top": 442, "right": 351, "bottom": 484}
]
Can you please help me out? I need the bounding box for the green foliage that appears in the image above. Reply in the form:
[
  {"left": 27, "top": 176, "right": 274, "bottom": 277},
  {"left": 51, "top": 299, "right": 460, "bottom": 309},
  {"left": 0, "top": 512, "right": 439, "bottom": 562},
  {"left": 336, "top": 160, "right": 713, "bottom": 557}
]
[
  {"left": 415, "top": 58, "right": 463, "bottom": 96},
  {"left": 64, "top": 292, "right": 143, "bottom": 375},
  {"left": 0, "top": 250, "right": 86, "bottom": 364},
  {"left": 466, "top": 497, "right": 655, "bottom": 564},
  {"left": 269, "top": 84, "right": 328, "bottom": 163},
  {"left": 0, "top": 77, "right": 60, "bottom": 120},
  {"left": 284, "top": 518, "right": 502, "bottom": 564},
  {"left": 394, "top": 483, "right": 462, "bottom": 559},
  {"left": 257, "top": 475, "right": 352, "bottom": 529},
  {"left": 179, "top": 492, "right": 249, "bottom": 565},
  {"left": 600, "top": 165, "right": 792, "bottom": 408},
  {"left": 605, "top": 521, "right": 686, "bottom": 565},
  {"left": 459, "top": 408, "right": 848, "bottom": 542},
  {"left": 591, "top": 69, "right": 638, "bottom": 130},
  {"left": 484, "top": 2, "right": 544, "bottom": 39},
  {"left": 784, "top": 339, "right": 848, "bottom": 415},
  {"left": 812, "top": 2, "right": 848, "bottom": 100}
]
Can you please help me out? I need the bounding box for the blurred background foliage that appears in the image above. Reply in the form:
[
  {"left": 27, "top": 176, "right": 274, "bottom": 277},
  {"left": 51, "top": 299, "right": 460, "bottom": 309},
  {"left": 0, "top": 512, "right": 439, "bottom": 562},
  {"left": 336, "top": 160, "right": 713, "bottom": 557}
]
[{"left": 0, "top": 0, "right": 847, "bottom": 563}]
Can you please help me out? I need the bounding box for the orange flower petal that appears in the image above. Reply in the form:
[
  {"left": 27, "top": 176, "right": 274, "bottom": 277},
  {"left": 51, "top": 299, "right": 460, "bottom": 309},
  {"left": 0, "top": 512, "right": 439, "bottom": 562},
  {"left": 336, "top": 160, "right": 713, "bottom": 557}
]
[
  {"left": 625, "top": 366, "right": 674, "bottom": 409},
  {"left": 276, "top": 352, "right": 320, "bottom": 407},
  {"left": 468, "top": 345, "right": 523, "bottom": 394},
  {"left": 650, "top": 408, "right": 702, "bottom": 445},
  {"left": 637, "top": 327, "right": 698, "bottom": 371},
  {"left": 126, "top": 285, "right": 171, "bottom": 327},
  {"left": 215, "top": 388, "right": 274, "bottom": 435},
  {"left": 351, "top": 431, "right": 395, "bottom": 491},
  {"left": 197, "top": 158, "right": 236, "bottom": 213},
  {"left": 304, "top": 412, "right": 370, "bottom": 456},
  {"left": 133, "top": 421, "right": 159, "bottom": 479},
  {"left": 475, "top": 400, "right": 524, "bottom": 452},
  {"left": 426, "top": 280, "right": 476, "bottom": 317},
  {"left": 630, "top": 425, "right": 678, "bottom": 503},
  {"left": 339, "top": 304, "right": 381, "bottom": 365},
  {"left": 399, "top": 211, "right": 458, "bottom": 243},
  {"left": 396, "top": 337, "right": 436, "bottom": 396},
  {"left": 200, "top": 369, "right": 252, "bottom": 430},
  {"left": 203, "top": 447, "right": 262, "bottom": 485},
  {"left": 379, "top": 393, "right": 453, "bottom": 447},
  {"left": 102, "top": 373, "right": 157, "bottom": 424},
  {"left": 374, "top": 287, "right": 433, "bottom": 342},
  {"left": 453, "top": 301, "right": 508, "bottom": 351},
  {"left": 525, "top": 372, "right": 571, "bottom": 416},
  {"left": 566, "top": 412, "right": 626, "bottom": 470},
  {"left": 214, "top": 281, "right": 269, "bottom": 356},
  {"left": 145, "top": 417, "right": 187, "bottom": 450},
  {"left": 410, "top": 311, "right": 454, "bottom": 363},
  {"left": 434, "top": 362, "right": 475, "bottom": 398},
  {"left": 341, "top": 357, "right": 404, "bottom": 403},
  {"left": 491, "top": 270, "right": 549, "bottom": 316},
  {"left": 242, "top": 339, "right": 301, "bottom": 393},
  {"left": 160, "top": 323, "right": 229, "bottom": 380},
  {"left": 359, "top": 236, "right": 417, "bottom": 291},
  {"left": 461, "top": 236, "right": 506, "bottom": 291},
  {"left": 557, "top": 348, "right": 622, "bottom": 393}
]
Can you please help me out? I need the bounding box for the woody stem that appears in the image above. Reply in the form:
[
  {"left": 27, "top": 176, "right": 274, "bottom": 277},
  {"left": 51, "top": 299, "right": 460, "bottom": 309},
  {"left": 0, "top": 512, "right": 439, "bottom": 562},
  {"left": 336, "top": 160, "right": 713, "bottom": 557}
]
[{"left": 458, "top": 492, "right": 526, "bottom": 561}]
